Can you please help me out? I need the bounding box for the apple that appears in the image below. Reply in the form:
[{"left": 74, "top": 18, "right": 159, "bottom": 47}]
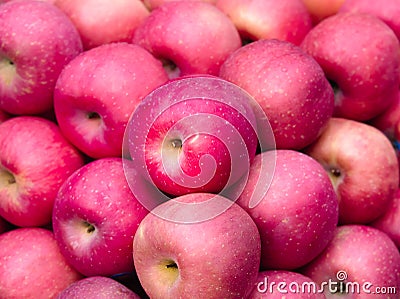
[
  {"left": 236, "top": 149, "right": 338, "bottom": 270},
  {"left": 124, "top": 75, "right": 266, "bottom": 205},
  {"left": 219, "top": 39, "right": 334, "bottom": 150},
  {"left": 132, "top": 192, "right": 261, "bottom": 299},
  {"left": 52, "top": 157, "right": 149, "bottom": 277},
  {"left": 305, "top": 117, "right": 399, "bottom": 224},
  {"left": 216, "top": 0, "right": 313, "bottom": 45},
  {"left": 251, "top": 270, "right": 325, "bottom": 298},
  {"left": 371, "top": 188, "right": 400, "bottom": 249},
  {"left": 339, "top": 0, "right": 400, "bottom": 40},
  {"left": 301, "top": 225, "right": 400, "bottom": 298},
  {"left": 54, "top": 0, "right": 149, "bottom": 50},
  {"left": 0, "top": 227, "right": 83, "bottom": 298},
  {"left": 54, "top": 42, "right": 169, "bottom": 159},
  {"left": 142, "top": 0, "right": 217, "bottom": 11},
  {"left": 301, "top": 0, "right": 345, "bottom": 24},
  {"left": 56, "top": 276, "right": 141, "bottom": 299},
  {"left": 301, "top": 12, "right": 400, "bottom": 121},
  {"left": 132, "top": 1, "right": 241, "bottom": 78},
  {"left": 0, "top": 0, "right": 83, "bottom": 115},
  {"left": 0, "top": 116, "right": 84, "bottom": 227}
]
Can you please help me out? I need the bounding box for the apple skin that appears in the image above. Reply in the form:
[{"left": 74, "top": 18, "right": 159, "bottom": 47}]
[
  {"left": 250, "top": 270, "right": 325, "bottom": 298},
  {"left": 0, "top": 116, "right": 84, "bottom": 227},
  {"left": 301, "top": 12, "right": 400, "bottom": 121},
  {"left": 305, "top": 117, "right": 399, "bottom": 224},
  {"left": 54, "top": 42, "right": 169, "bottom": 159},
  {"left": 133, "top": 193, "right": 261, "bottom": 299},
  {"left": 301, "top": 0, "right": 345, "bottom": 24},
  {"left": 371, "top": 188, "right": 400, "bottom": 249},
  {"left": 301, "top": 225, "right": 400, "bottom": 299},
  {"left": 0, "top": 227, "right": 83, "bottom": 298},
  {"left": 52, "top": 157, "right": 149, "bottom": 277},
  {"left": 220, "top": 39, "right": 334, "bottom": 150},
  {"left": 340, "top": 0, "right": 400, "bottom": 41},
  {"left": 54, "top": 0, "right": 149, "bottom": 50},
  {"left": 216, "top": 0, "right": 313, "bottom": 45},
  {"left": 236, "top": 150, "right": 338, "bottom": 270},
  {"left": 132, "top": 1, "right": 241, "bottom": 78},
  {"left": 125, "top": 75, "right": 260, "bottom": 200},
  {"left": 142, "top": 0, "right": 217, "bottom": 10},
  {"left": 56, "top": 276, "right": 141, "bottom": 299},
  {"left": 0, "top": 0, "right": 83, "bottom": 115}
]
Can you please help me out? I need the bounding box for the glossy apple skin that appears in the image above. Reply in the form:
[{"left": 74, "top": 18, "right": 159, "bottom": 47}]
[
  {"left": 301, "top": 225, "right": 400, "bottom": 299},
  {"left": 52, "top": 158, "right": 148, "bottom": 277},
  {"left": 305, "top": 118, "right": 399, "bottom": 224},
  {"left": 216, "top": 0, "right": 312, "bottom": 45},
  {"left": 0, "top": 228, "right": 83, "bottom": 298},
  {"left": 250, "top": 270, "right": 325, "bottom": 298},
  {"left": 0, "top": 116, "right": 84, "bottom": 227},
  {"left": 56, "top": 276, "right": 141, "bottom": 299},
  {"left": 340, "top": 0, "right": 400, "bottom": 40},
  {"left": 125, "top": 76, "right": 259, "bottom": 199},
  {"left": 237, "top": 150, "right": 338, "bottom": 270},
  {"left": 54, "top": 0, "right": 149, "bottom": 50},
  {"left": 133, "top": 193, "right": 261, "bottom": 299},
  {"left": 301, "top": 0, "right": 345, "bottom": 24},
  {"left": 54, "top": 42, "right": 168, "bottom": 159},
  {"left": 301, "top": 12, "right": 400, "bottom": 121},
  {"left": 0, "top": 0, "right": 83, "bottom": 115},
  {"left": 371, "top": 189, "right": 400, "bottom": 249},
  {"left": 220, "top": 39, "right": 334, "bottom": 150},
  {"left": 133, "top": 1, "right": 241, "bottom": 78}
]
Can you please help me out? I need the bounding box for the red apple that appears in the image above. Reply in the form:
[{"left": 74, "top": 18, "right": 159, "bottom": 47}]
[
  {"left": 216, "top": 0, "right": 313, "bottom": 45},
  {"left": 305, "top": 118, "right": 399, "bottom": 224},
  {"left": 56, "top": 276, "right": 141, "bottom": 299},
  {"left": 301, "top": 0, "right": 345, "bottom": 24},
  {"left": 251, "top": 270, "right": 325, "bottom": 298},
  {"left": 0, "top": 116, "right": 84, "bottom": 227},
  {"left": 220, "top": 39, "right": 334, "bottom": 150},
  {"left": 371, "top": 188, "right": 400, "bottom": 249},
  {"left": 133, "top": 193, "right": 261, "bottom": 299},
  {"left": 301, "top": 12, "right": 400, "bottom": 121},
  {"left": 237, "top": 150, "right": 338, "bottom": 270},
  {"left": 124, "top": 75, "right": 263, "bottom": 205},
  {"left": 301, "top": 225, "right": 400, "bottom": 298},
  {"left": 132, "top": 1, "right": 241, "bottom": 78},
  {"left": 142, "top": 0, "right": 217, "bottom": 10},
  {"left": 0, "top": 227, "right": 83, "bottom": 298},
  {"left": 52, "top": 158, "right": 148, "bottom": 277},
  {"left": 54, "top": 0, "right": 149, "bottom": 50},
  {"left": 0, "top": 0, "right": 83, "bottom": 115},
  {"left": 54, "top": 42, "right": 168, "bottom": 159},
  {"left": 340, "top": 0, "right": 400, "bottom": 40}
]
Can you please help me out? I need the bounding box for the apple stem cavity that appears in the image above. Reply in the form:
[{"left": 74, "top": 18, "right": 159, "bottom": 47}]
[
  {"left": 0, "top": 56, "right": 17, "bottom": 86},
  {"left": 170, "top": 139, "right": 183, "bottom": 149},
  {"left": 161, "top": 58, "right": 180, "bottom": 79},
  {"left": 86, "top": 112, "right": 101, "bottom": 120},
  {"left": 82, "top": 221, "right": 96, "bottom": 234},
  {"left": 330, "top": 168, "right": 341, "bottom": 178},
  {"left": 0, "top": 168, "right": 16, "bottom": 187}
]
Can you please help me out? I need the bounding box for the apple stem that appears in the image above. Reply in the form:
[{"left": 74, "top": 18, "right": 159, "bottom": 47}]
[
  {"left": 170, "top": 139, "right": 182, "bottom": 149},
  {"left": 87, "top": 112, "right": 101, "bottom": 120},
  {"left": 165, "top": 261, "right": 178, "bottom": 269},
  {"left": 330, "top": 168, "right": 341, "bottom": 178},
  {"left": 82, "top": 221, "right": 96, "bottom": 234}
]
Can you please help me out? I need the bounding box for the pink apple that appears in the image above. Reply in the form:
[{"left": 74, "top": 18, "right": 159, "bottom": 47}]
[
  {"left": 251, "top": 270, "right": 325, "bottom": 298},
  {"left": 237, "top": 150, "right": 338, "bottom": 270},
  {"left": 0, "top": 116, "right": 84, "bottom": 227},
  {"left": 0, "top": 227, "right": 83, "bottom": 298},
  {"left": 56, "top": 276, "right": 141, "bottom": 299},
  {"left": 54, "top": 42, "right": 168, "bottom": 159},
  {"left": 220, "top": 39, "right": 334, "bottom": 150},
  {"left": 301, "top": 225, "right": 400, "bottom": 298},
  {"left": 54, "top": 0, "right": 149, "bottom": 50},
  {"left": 132, "top": 1, "right": 241, "bottom": 78},
  {"left": 305, "top": 117, "right": 399, "bottom": 224},
  {"left": 133, "top": 193, "right": 261, "bottom": 299},
  {"left": 0, "top": 0, "right": 83, "bottom": 115},
  {"left": 52, "top": 157, "right": 149, "bottom": 277},
  {"left": 142, "top": 0, "right": 217, "bottom": 10},
  {"left": 124, "top": 75, "right": 262, "bottom": 202},
  {"left": 301, "top": 12, "right": 400, "bottom": 121},
  {"left": 301, "top": 0, "right": 345, "bottom": 24},
  {"left": 371, "top": 188, "right": 400, "bottom": 249},
  {"left": 216, "top": 0, "right": 313, "bottom": 45},
  {"left": 340, "top": 0, "right": 400, "bottom": 40}
]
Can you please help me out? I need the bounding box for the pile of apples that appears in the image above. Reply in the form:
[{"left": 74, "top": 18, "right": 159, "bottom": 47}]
[{"left": 0, "top": 0, "right": 400, "bottom": 298}]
